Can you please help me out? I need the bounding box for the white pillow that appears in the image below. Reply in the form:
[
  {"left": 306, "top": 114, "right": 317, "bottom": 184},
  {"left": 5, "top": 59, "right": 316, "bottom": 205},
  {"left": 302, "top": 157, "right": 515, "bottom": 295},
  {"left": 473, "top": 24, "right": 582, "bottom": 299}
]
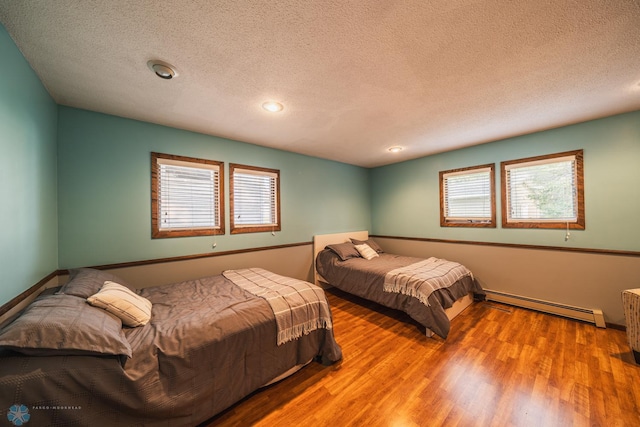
[
  {"left": 354, "top": 243, "right": 379, "bottom": 260},
  {"left": 87, "top": 281, "right": 152, "bottom": 327}
]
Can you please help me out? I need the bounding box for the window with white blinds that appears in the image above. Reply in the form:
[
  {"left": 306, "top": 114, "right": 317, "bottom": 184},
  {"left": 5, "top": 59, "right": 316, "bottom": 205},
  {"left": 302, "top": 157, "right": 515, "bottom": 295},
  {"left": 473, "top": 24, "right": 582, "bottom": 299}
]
[
  {"left": 151, "top": 152, "right": 224, "bottom": 238},
  {"left": 501, "top": 150, "right": 585, "bottom": 229},
  {"left": 439, "top": 164, "right": 495, "bottom": 227},
  {"left": 230, "top": 163, "right": 280, "bottom": 234}
]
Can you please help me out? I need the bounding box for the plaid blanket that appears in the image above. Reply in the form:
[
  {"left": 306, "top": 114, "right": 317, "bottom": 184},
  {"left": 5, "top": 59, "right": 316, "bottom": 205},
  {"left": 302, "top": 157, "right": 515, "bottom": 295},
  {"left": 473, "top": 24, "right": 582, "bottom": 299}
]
[
  {"left": 222, "top": 268, "right": 333, "bottom": 345},
  {"left": 383, "top": 257, "right": 473, "bottom": 306}
]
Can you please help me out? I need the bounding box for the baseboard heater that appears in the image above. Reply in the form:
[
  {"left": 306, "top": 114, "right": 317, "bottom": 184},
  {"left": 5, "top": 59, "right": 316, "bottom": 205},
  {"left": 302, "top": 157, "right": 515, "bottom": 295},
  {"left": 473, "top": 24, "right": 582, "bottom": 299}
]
[{"left": 484, "top": 289, "right": 606, "bottom": 328}]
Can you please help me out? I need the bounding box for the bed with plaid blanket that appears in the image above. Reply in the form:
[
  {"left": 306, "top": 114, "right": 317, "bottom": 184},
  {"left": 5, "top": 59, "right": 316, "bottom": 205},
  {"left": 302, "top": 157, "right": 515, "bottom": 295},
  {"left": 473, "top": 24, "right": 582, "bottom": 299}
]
[
  {"left": 316, "top": 250, "right": 483, "bottom": 339},
  {"left": 223, "top": 268, "right": 333, "bottom": 345},
  {"left": 0, "top": 270, "right": 341, "bottom": 426}
]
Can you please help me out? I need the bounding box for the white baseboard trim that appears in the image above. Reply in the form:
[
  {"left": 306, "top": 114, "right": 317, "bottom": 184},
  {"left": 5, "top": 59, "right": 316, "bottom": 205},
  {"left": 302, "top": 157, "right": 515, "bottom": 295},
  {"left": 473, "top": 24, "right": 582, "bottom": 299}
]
[{"left": 484, "top": 289, "right": 606, "bottom": 328}]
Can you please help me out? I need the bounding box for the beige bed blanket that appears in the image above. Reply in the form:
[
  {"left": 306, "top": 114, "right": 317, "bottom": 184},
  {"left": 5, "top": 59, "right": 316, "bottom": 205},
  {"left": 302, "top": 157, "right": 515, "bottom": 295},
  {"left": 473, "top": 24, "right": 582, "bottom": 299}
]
[
  {"left": 223, "top": 268, "right": 333, "bottom": 345},
  {"left": 383, "top": 257, "right": 473, "bottom": 306}
]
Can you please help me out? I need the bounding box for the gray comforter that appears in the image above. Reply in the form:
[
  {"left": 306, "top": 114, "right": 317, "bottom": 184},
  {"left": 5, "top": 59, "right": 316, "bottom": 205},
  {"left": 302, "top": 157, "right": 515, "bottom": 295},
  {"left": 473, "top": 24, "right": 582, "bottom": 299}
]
[
  {"left": 316, "top": 250, "right": 484, "bottom": 338},
  {"left": 0, "top": 274, "right": 342, "bottom": 426}
]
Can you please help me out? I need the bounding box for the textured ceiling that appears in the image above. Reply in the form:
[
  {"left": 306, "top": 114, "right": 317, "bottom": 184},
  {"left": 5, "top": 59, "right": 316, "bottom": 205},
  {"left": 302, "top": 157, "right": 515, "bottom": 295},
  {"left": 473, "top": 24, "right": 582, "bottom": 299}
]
[{"left": 1, "top": 1, "right": 639, "bottom": 167}]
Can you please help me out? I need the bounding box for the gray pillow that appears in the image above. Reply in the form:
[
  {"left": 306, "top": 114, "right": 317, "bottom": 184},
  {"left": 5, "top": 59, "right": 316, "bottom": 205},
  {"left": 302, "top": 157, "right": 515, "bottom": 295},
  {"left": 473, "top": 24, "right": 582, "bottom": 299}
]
[
  {"left": 326, "top": 242, "right": 361, "bottom": 261},
  {"left": 58, "top": 268, "right": 133, "bottom": 299},
  {"left": 0, "top": 294, "right": 132, "bottom": 360},
  {"left": 350, "top": 238, "right": 384, "bottom": 253}
]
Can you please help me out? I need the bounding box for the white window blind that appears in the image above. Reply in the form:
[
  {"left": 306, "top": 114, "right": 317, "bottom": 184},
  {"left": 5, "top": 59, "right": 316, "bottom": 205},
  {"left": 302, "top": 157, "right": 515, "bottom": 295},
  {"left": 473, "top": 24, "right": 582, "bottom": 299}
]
[
  {"left": 442, "top": 167, "right": 492, "bottom": 222},
  {"left": 233, "top": 168, "right": 278, "bottom": 227},
  {"left": 505, "top": 155, "right": 577, "bottom": 222},
  {"left": 157, "top": 158, "right": 221, "bottom": 230}
]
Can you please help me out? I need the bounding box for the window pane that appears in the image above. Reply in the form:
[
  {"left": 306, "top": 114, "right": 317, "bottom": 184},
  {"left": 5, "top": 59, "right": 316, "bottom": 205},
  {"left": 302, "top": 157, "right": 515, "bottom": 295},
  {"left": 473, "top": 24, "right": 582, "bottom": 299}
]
[
  {"left": 233, "top": 172, "right": 276, "bottom": 225},
  {"left": 501, "top": 150, "right": 584, "bottom": 230},
  {"left": 159, "top": 163, "right": 220, "bottom": 229},
  {"left": 439, "top": 164, "right": 495, "bottom": 228},
  {"left": 230, "top": 164, "right": 281, "bottom": 234},
  {"left": 445, "top": 170, "right": 492, "bottom": 218},
  {"left": 506, "top": 158, "right": 576, "bottom": 221}
]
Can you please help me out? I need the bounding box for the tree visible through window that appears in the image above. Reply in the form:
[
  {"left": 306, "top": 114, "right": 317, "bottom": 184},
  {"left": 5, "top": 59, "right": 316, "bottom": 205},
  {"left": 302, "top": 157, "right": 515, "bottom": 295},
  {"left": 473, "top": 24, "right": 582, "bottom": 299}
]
[{"left": 501, "top": 150, "right": 584, "bottom": 229}]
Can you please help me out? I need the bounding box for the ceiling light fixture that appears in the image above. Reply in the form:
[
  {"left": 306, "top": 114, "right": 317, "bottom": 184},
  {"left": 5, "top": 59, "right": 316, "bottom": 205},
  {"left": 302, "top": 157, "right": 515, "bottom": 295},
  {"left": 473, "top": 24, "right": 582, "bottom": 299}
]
[
  {"left": 147, "top": 60, "right": 178, "bottom": 80},
  {"left": 388, "top": 146, "right": 403, "bottom": 153},
  {"left": 262, "top": 101, "right": 284, "bottom": 112}
]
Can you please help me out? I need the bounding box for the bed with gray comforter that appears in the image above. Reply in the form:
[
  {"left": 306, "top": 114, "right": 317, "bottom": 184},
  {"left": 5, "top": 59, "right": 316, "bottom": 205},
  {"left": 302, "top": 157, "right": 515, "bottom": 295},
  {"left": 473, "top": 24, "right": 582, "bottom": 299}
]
[
  {"left": 316, "top": 244, "right": 484, "bottom": 339},
  {"left": 0, "top": 268, "right": 342, "bottom": 426}
]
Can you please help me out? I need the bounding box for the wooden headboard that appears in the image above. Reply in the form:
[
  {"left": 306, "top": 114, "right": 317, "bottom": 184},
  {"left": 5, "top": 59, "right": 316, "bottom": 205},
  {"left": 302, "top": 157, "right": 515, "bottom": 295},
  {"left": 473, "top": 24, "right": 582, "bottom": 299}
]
[{"left": 312, "top": 230, "right": 368, "bottom": 286}]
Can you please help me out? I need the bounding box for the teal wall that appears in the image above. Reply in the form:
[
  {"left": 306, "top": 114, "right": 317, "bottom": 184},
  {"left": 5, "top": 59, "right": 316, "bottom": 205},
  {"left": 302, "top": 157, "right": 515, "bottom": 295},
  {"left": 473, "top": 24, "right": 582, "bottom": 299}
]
[
  {"left": 57, "top": 107, "right": 371, "bottom": 268},
  {"left": 371, "top": 111, "right": 640, "bottom": 252},
  {"left": 0, "top": 25, "right": 58, "bottom": 304}
]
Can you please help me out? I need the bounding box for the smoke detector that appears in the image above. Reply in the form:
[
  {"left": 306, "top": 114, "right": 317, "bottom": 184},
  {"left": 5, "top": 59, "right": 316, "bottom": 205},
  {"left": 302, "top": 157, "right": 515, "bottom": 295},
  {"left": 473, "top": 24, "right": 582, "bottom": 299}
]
[{"left": 147, "top": 60, "right": 178, "bottom": 80}]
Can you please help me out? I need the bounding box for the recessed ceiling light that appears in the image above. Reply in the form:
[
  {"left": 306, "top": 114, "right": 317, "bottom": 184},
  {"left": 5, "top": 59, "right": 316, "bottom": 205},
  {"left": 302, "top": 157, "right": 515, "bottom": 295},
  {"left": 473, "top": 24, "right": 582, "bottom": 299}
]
[
  {"left": 388, "top": 146, "right": 403, "bottom": 153},
  {"left": 262, "top": 101, "right": 284, "bottom": 112},
  {"left": 147, "top": 60, "right": 178, "bottom": 79}
]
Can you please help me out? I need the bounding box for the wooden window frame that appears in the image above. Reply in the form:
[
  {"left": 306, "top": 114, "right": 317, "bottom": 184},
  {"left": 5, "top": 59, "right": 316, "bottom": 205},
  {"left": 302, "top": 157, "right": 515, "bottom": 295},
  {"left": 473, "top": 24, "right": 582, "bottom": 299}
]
[
  {"left": 439, "top": 163, "right": 496, "bottom": 228},
  {"left": 501, "top": 149, "right": 585, "bottom": 230},
  {"left": 230, "top": 163, "right": 281, "bottom": 235},
  {"left": 151, "top": 152, "right": 225, "bottom": 238}
]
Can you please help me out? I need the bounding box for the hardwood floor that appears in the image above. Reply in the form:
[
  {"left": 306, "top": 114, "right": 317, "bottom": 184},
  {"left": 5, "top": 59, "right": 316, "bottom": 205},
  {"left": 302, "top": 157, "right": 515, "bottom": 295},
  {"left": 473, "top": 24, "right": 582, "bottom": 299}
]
[{"left": 203, "top": 288, "right": 640, "bottom": 426}]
